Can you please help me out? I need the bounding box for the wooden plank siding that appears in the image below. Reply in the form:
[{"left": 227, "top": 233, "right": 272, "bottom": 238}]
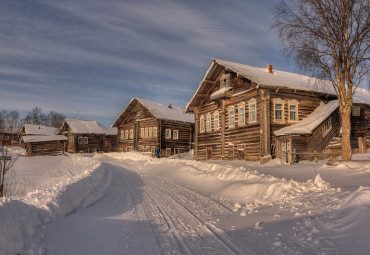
[{"left": 26, "top": 140, "right": 66, "bottom": 156}]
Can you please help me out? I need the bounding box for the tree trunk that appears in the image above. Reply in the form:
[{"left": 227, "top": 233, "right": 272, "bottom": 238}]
[{"left": 340, "top": 104, "right": 352, "bottom": 160}]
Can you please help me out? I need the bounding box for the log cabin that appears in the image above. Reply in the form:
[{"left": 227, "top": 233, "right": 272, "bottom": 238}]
[
  {"left": 0, "top": 128, "right": 19, "bottom": 146},
  {"left": 19, "top": 124, "right": 67, "bottom": 156},
  {"left": 185, "top": 58, "right": 370, "bottom": 163},
  {"left": 60, "top": 118, "right": 117, "bottom": 153},
  {"left": 112, "top": 98, "right": 194, "bottom": 156}
]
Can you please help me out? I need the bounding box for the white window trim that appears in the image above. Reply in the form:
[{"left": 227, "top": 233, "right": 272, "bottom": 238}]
[
  {"left": 125, "top": 130, "right": 129, "bottom": 140},
  {"left": 238, "top": 102, "right": 246, "bottom": 126},
  {"left": 248, "top": 98, "right": 257, "bottom": 123},
  {"left": 149, "top": 127, "right": 153, "bottom": 138},
  {"left": 206, "top": 113, "right": 212, "bottom": 132},
  {"left": 129, "top": 129, "right": 133, "bottom": 139},
  {"left": 213, "top": 111, "right": 220, "bottom": 130},
  {"left": 228, "top": 106, "right": 235, "bottom": 128},
  {"left": 322, "top": 117, "right": 332, "bottom": 137},
  {"left": 165, "top": 129, "right": 171, "bottom": 139},
  {"left": 145, "top": 127, "right": 148, "bottom": 138},
  {"left": 83, "top": 137, "right": 88, "bottom": 145},
  {"left": 140, "top": 128, "right": 144, "bottom": 138},
  {"left": 273, "top": 98, "right": 285, "bottom": 122},
  {"left": 288, "top": 100, "right": 299, "bottom": 122},
  {"left": 173, "top": 130, "right": 179, "bottom": 140},
  {"left": 120, "top": 131, "right": 124, "bottom": 140},
  {"left": 153, "top": 127, "right": 158, "bottom": 137},
  {"left": 200, "top": 115, "right": 205, "bottom": 133}
]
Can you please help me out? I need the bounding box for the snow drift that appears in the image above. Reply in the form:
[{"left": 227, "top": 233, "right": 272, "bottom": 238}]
[{"left": 0, "top": 155, "right": 112, "bottom": 255}]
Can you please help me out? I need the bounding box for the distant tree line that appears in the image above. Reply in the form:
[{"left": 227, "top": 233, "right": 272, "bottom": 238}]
[{"left": 0, "top": 106, "right": 66, "bottom": 134}]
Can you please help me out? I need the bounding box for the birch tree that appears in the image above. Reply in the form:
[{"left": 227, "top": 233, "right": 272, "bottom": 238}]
[{"left": 273, "top": 0, "right": 369, "bottom": 160}]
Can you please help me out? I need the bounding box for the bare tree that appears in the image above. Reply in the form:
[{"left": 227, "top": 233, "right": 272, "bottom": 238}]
[
  {"left": 49, "top": 111, "right": 66, "bottom": 128},
  {"left": 273, "top": 0, "right": 369, "bottom": 160},
  {"left": 0, "top": 147, "right": 18, "bottom": 197}
]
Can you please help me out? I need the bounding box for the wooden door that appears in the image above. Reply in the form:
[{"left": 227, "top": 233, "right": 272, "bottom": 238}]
[
  {"left": 206, "top": 147, "right": 212, "bottom": 160},
  {"left": 281, "top": 140, "right": 291, "bottom": 163}
]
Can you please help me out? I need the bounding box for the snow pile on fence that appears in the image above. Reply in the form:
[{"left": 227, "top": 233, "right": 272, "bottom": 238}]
[{"left": 0, "top": 155, "right": 112, "bottom": 255}]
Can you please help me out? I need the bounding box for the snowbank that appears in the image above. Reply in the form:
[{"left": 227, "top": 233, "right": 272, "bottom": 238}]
[{"left": 0, "top": 156, "right": 112, "bottom": 255}]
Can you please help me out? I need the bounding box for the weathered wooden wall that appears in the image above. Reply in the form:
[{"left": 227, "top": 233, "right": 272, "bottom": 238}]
[{"left": 26, "top": 141, "right": 65, "bottom": 156}]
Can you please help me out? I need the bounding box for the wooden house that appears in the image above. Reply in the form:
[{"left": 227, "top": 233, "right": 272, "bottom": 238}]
[
  {"left": 185, "top": 58, "right": 370, "bottom": 163},
  {"left": 112, "top": 98, "right": 194, "bottom": 156},
  {"left": 60, "top": 118, "right": 117, "bottom": 153},
  {"left": 0, "top": 128, "right": 19, "bottom": 146},
  {"left": 19, "top": 124, "right": 67, "bottom": 156}
]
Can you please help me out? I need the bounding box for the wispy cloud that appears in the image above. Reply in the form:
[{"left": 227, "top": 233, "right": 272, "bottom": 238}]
[{"left": 0, "top": 0, "right": 289, "bottom": 126}]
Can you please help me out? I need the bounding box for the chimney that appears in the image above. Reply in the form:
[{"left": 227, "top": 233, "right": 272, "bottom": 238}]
[
  {"left": 267, "top": 64, "right": 273, "bottom": 74},
  {"left": 168, "top": 104, "right": 172, "bottom": 109}
]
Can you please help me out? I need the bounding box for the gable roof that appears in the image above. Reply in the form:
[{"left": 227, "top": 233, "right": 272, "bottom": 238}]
[
  {"left": 185, "top": 58, "right": 370, "bottom": 112},
  {"left": 22, "top": 124, "right": 58, "bottom": 136},
  {"left": 64, "top": 118, "right": 117, "bottom": 135},
  {"left": 274, "top": 100, "right": 338, "bottom": 136},
  {"left": 112, "top": 98, "right": 194, "bottom": 127}
]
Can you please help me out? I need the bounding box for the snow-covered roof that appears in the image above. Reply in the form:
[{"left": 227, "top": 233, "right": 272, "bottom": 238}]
[
  {"left": 274, "top": 100, "right": 339, "bottom": 136},
  {"left": 21, "top": 135, "right": 68, "bottom": 143},
  {"left": 113, "top": 98, "right": 194, "bottom": 127},
  {"left": 23, "top": 124, "right": 58, "bottom": 136},
  {"left": 64, "top": 118, "right": 117, "bottom": 135},
  {"left": 186, "top": 58, "right": 370, "bottom": 112},
  {"left": 210, "top": 86, "right": 232, "bottom": 101}
]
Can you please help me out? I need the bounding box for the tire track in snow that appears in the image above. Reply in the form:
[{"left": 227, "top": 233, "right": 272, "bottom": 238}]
[{"left": 143, "top": 175, "right": 250, "bottom": 255}]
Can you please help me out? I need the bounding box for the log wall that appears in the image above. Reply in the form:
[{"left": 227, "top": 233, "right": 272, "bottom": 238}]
[{"left": 26, "top": 140, "right": 66, "bottom": 156}]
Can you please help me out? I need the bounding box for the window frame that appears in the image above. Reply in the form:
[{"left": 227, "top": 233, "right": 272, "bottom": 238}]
[
  {"left": 149, "top": 127, "right": 153, "bottom": 138},
  {"left": 248, "top": 98, "right": 257, "bottom": 123},
  {"left": 120, "top": 131, "right": 124, "bottom": 140},
  {"left": 200, "top": 115, "right": 205, "bottom": 133},
  {"left": 206, "top": 113, "right": 212, "bottom": 131},
  {"left": 273, "top": 98, "right": 285, "bottom": 122},
  {"left": 125, "top": 130, "right": 129, "bottom": 140},
  {"left": 140, "top": 128, "right": 144, "bottom": 138},
  {"left": 145, "top": 127, "right": 148, "bottom": 138},
  {"left": 129, "top": 129, "right": 134, "bottom": 139},
  {"left": 322, "top": 117, "right": 332, "bottom": 137},
  {"left": 166, "top": 148, "right": 172, "bottom": 156},
  {"left": 153, "top": 127, "right": 158, "bottom": 137},
  {"left": 228, "top": 106, "right": 235, "bottom": 127},
  {"left": 165, "top": 129, "right": 171, "bottom": 139},
  {"left": 83, "top": 137, "right": 88, "bottom": 145},
  {"left": 238, "top": 102, "right": 246, "bottom": 126},
  {"left": 213, "top": 111, "right": 220, "bottom": 130},
  {"left": 288, "top": 100, "right": 299, "bottom": 122},
  {"left": 78, "top": 137, "right": 83, "bottom": 144},
  {"left": 173, "top": 130, "right": 179, "bottom": 140}
]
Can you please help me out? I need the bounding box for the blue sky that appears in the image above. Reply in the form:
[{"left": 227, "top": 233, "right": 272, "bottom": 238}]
[{"left": 0, "top": 0, "right": 295, "bottom": 126}]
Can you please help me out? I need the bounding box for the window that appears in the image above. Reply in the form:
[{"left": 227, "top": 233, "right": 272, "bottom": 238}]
[
  {"left": 248, "top": 99, "right": 256, "bottom": 123},
  {"left": 149, "top": 127, "right": 153, "bottom": 138},
  {"left": 153, "top": 127, "right": 158, "bottom": 137},
  {"left": 206, "top": 113, "right": 211, "bottom": 131},
  {"left": 83, "top": 137, "right": 88, "bottom": 144},
  {"left": 140, "top": 128, "right": 144, "bottom": 137},
  {"left": 145, "top": 127, "right": 148, "bottom": 138},
  {"left": 173, "top": 130, "right": 179, "bottom": 139},
  {"left": 322, "top": 117, "right": 332, "bottom": 136},
  {"left": 214, "top": 111, "right": 219, "bottom": 130},
  {"left": 200, "top": 115, "right": 205, "bottom": 133},
  {"left": 352, "top": 106, "right": 360, "bottom": 116},
  {"left": 102, "top": 138, "right": 108, "bottom": 147},
  {"left": 78, "top": 137, "right": 83, "bottom": 144},
  {"left": 229, "top": 106, "right": 235, "bottom": 127},
  {"left": 120, "top": 131, "right": 124, "bottom": 140},
  {"left": 129, "top": 129, "right": 133, "bottom": 139},
  {"left": 69, "top": 136, "right": 74, "bottom": 144},
  {"left": 166, "top": 148, "right": 172, "bottom": 156},
  {"left": 288, "top": 100, "right": 299, "bottom": 122},
  {"left": 220, "top": 73, "right": 231, "bottom": 88},
  {"left": 239, "top": 103, "right": 245, "bottom": 125},
  {"left": 125, "top": 130, "right": 129, "bottom": 139},
  {"left": 165, "top": 129, "right": 171, "bottom": 139},
  {"left": 4, "top": 135, "right": 9, "bottom": 141},
  {"left": 274, "top": 98, "right": 284, "bottom": 121}
]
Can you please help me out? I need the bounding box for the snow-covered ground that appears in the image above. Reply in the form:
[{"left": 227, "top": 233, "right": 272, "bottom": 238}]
[{"left": 1, "top": 151, "right": 370, "bottom": 254}]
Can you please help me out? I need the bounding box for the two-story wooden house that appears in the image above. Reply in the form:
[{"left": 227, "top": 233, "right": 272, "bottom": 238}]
[
  {"left": 112, "top": 98, "right": 194, "bottom": 156},
  {"left": 185, "top": 59, "right": 370, "bottom": 163},
  {"left": 60, "top": 118, "right": 117, "bottom": 153}
]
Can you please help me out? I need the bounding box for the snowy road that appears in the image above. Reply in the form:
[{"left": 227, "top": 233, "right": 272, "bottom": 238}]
[{"left": 45, "top": 156, "right": 249, "bottom": 255}]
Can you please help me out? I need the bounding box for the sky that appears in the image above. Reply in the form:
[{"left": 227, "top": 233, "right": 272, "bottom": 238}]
[{"left": 0, "top": 0, "right": 296, "bottom": 126}]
